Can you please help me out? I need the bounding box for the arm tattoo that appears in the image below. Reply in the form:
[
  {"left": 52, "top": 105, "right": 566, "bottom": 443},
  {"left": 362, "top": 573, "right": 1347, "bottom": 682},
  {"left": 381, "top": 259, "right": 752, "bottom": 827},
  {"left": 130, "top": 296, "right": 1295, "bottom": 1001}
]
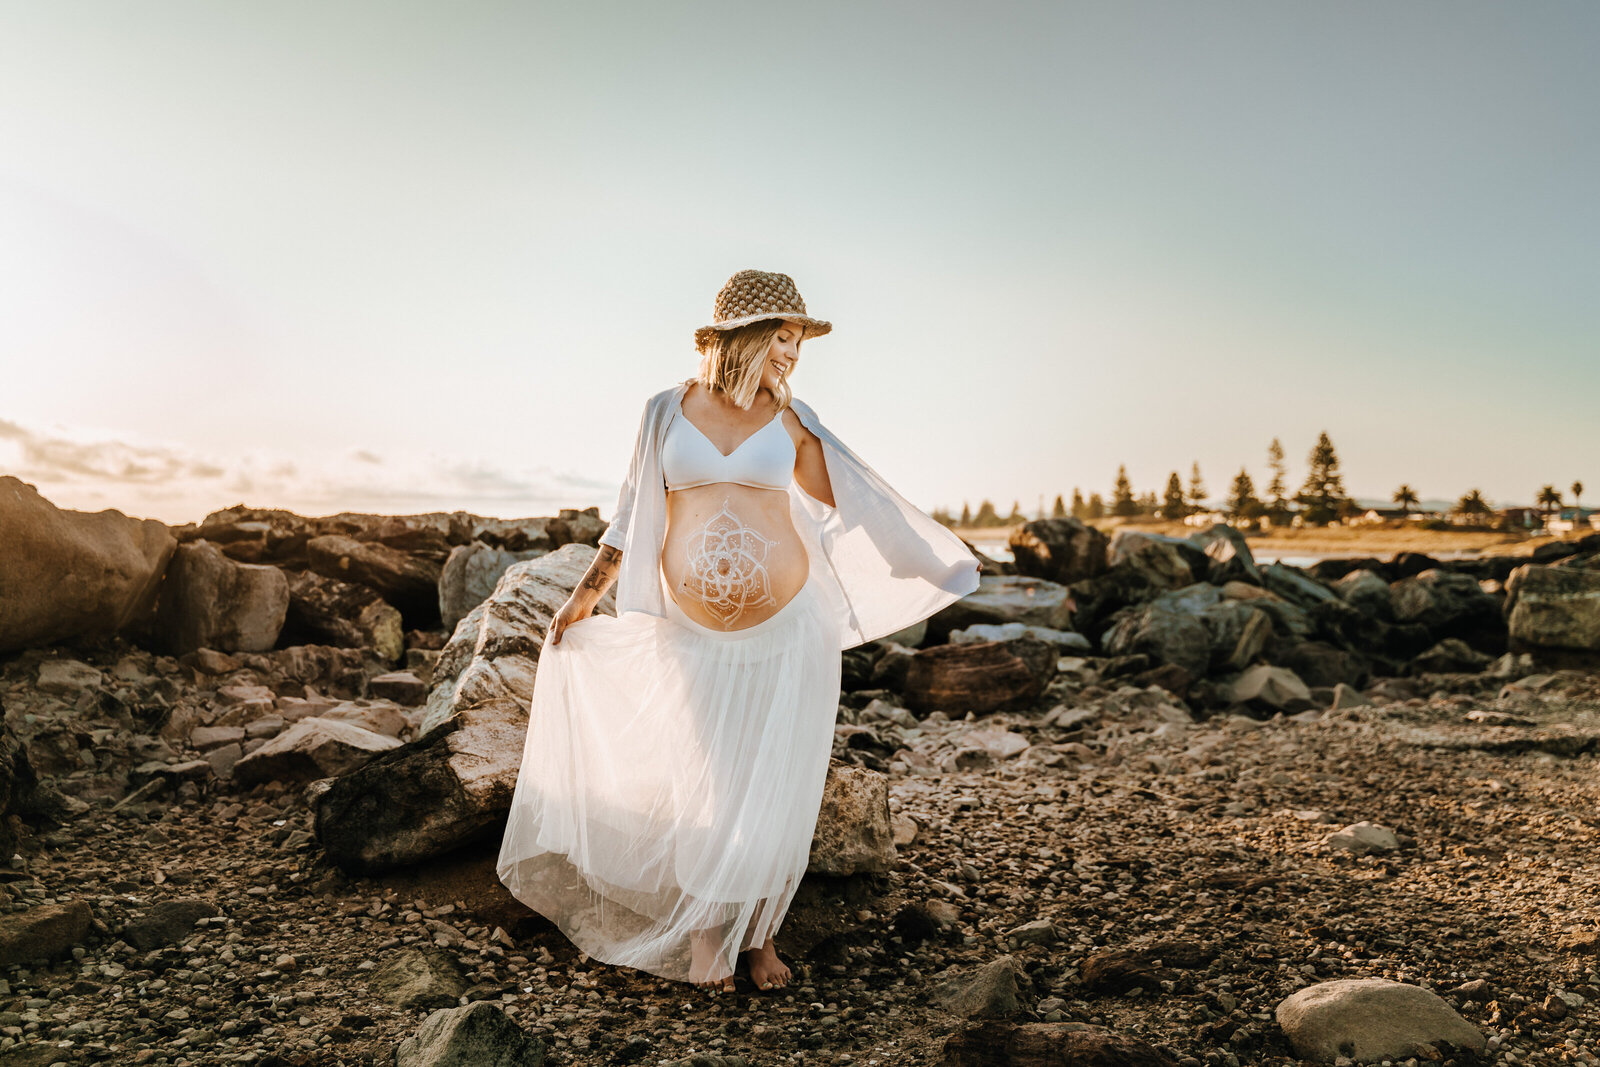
[{"left": 578, "top": 545, "right": 622, "bottom": 596}]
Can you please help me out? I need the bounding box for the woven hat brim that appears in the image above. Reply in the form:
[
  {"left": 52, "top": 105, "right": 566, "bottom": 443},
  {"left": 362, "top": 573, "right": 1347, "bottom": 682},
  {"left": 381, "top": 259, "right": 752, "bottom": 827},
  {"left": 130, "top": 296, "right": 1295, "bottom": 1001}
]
[{"left": 694, "top": 314, "right": 832, "bottom": 347}]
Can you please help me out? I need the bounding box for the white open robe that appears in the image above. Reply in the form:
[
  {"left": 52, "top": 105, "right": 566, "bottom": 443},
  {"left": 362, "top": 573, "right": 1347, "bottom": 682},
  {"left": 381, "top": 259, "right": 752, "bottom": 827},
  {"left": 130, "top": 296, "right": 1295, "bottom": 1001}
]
[{"left": 598, "top": 378, "right": 981, "bottom": 649}]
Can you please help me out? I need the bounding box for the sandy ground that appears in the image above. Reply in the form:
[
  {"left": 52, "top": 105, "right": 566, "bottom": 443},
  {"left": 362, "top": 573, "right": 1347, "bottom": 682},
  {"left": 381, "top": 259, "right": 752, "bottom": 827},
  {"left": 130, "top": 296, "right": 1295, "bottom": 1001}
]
[
  {"left": 954, "top": 521, "right": 1575, "bottom": 560},
  {"left": 3, "top": 650, "right": 1598, "bottom": 1065}
]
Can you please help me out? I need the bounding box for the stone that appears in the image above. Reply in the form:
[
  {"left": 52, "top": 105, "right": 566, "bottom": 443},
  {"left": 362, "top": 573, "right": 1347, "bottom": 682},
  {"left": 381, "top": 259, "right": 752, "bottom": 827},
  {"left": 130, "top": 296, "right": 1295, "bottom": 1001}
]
[
  {"left": 306, "top": 533, "right": 445, "bottom": 628},
  {"left": 1330, "top": 683, "right": 1371, "bottom": 710},
  {"left": 0, "top": 476, "right": 175, "bottom": 653},
  {"left": 0, "top": 900, "right": 93, "bottom": 966},
  {"left": 1008, "top": 517, "right": 1108, "bottom": 585},
  {"left": 232, "top": 716, "right": 401, "bottom": 786},
  {"left": 369, "top": 945, "right": 470, "bottom": 1011},
  {"left": 928, "top": 575, "right": 1074, "bottom": 637},
  {"left": 320, "top": 700, "right": 410, "bottom": 738},
  {"left": 282, "top": 568, "right": 405, "bottom": 665},
  {"left": 942, "top": 1022, "right": 1179, "bottom": 1067},
  {"left": 370, "top": 670, "right": 429, "bottom": 706},
  {"left": 1506, "top": 563, "right": 1600, "bottom": 652},
  {"left": 438, "top": 541, "right": 548, "bottom": 632},
  {"left": 1389, "top": 569, "right": 1506, "bottom": 650},
  {"left": 1335, "top": 569, "right": 1393, "bottom": 618},
  {"left": 807, "top": 764, "right": 897, "bottom": 876},
  {"left": 395, "top": 1001, "right": 546, "bottom": 1067},
  {"left": 929, "top": 955, "right": 1029, "bottom": 1018},
  {"left": 1187, "top": 523, "right": 1259, "bottom": 584},
  {"left": 189, "top": 725, "right": 246, "bottom": 751},
  {"left": 1081, "top": 941, "right": 1213, "bottom": 994},
  {"left": 1411, "top": 637, "right": 1492, "bottom": 674},
  {"left": 902, "top": 642, "right": 1045, "bottom": 714},
  {"left": 35, "top": 659, "right": 104, "bottom": 696},
  {"left": 1102, "top": 585, "right": 1219, "bottom": 676},
  {"left": 1261, "top": 563, "right": 1341, "bottom": 608},
  {"left": 1275, "top": 978, "right": 1486, "bottom": 1062},
  {"left": 949, "top": 622, "right": 1091, "bottom": 653},
  {"left": 154, "top": 540, "right": 289, "bottom": 655},
  {"left": 1225, "top": 664, "right": 1313, "bottom": 711},
  {"left": 119, "top": 898, "right": 220, "bottom": 951},
  {"left": 1323, "top": 821, "right": 1399, "bottom": 856},
  {"left": 1107, "top": 529, "right": 1197, "bottom": 591}
]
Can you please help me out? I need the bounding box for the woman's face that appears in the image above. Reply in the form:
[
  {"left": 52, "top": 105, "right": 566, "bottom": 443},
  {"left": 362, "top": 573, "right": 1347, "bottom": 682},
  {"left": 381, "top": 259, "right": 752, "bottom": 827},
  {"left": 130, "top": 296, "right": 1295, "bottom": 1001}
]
[{"left": 759, "top": 319, "right": 805, "bottom": 395}]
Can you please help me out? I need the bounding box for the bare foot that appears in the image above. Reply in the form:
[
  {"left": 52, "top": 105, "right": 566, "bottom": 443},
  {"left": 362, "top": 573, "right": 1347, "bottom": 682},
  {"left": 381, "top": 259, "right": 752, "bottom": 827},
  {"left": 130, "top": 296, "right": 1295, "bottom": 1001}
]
[
  {"left": 689, "top": 930, "right": 735, "bottom": 993},
  {"left": 743, "top": 936, "right": 791, "bottom": 991}
]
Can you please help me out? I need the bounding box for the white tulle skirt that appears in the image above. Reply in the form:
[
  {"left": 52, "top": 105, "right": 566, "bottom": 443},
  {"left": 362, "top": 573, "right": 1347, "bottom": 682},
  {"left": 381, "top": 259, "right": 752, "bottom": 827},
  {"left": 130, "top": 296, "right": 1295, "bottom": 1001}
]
[{"left": 495, "top": 572, "right": 842, "bottom": 984}]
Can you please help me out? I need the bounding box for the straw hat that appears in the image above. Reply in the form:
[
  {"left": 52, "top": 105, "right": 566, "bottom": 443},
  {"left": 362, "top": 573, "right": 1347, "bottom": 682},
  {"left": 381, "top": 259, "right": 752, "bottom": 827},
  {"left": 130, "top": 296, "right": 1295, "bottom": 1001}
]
[{"left": 694, "top": 269, "right": 832, "bottom": 348}]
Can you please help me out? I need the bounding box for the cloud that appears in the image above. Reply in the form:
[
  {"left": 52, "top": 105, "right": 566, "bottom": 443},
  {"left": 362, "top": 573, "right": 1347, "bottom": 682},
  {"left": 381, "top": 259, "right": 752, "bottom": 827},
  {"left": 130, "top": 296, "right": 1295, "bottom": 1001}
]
[
  {"left": 0, "top": 417, "right": 226, "bottom": 484},
  {"left": 0, "top": 415, "right": 618, "bottom": 525}
]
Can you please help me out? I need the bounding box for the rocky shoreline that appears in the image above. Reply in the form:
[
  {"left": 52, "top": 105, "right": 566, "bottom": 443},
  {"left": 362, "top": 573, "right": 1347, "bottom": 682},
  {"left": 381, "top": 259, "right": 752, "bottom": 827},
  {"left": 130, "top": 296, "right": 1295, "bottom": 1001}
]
[{"left": 1, "top": 482, "right": 1598, "bottom": 1065}]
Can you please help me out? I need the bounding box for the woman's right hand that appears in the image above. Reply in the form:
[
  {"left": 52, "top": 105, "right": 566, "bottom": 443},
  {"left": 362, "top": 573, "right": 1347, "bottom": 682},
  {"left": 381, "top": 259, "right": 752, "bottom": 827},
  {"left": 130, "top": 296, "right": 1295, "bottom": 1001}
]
[{"left": 548, "top": 597, "right": 593, "bottom": 646}]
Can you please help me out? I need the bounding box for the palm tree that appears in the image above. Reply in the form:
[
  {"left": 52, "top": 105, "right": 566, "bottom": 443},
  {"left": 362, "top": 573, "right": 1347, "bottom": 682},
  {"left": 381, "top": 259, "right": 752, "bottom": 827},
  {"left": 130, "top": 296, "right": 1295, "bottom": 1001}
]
[
  {"left": 1536, "top": 485, "right": 1563, "bottom": 523},
  {"left": 1573, "top": 480, "right": 1585, "bottom": 517},
  {"left": 1456, "top": 489, "right": 1491, "bottom": 516},
  {"left": 1393, "top": 484, "right": 1419, "bottom": 516}
]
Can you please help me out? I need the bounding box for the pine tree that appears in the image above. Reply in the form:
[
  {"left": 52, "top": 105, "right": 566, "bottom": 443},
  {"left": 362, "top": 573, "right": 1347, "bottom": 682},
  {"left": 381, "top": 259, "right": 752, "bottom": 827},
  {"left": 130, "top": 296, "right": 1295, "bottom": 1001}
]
[
  {"left": 959, "top": 501, "right": 972, "bottom": 527},
  {"left": 1227, "top": 468, "right": 1261, "bottom": 519},
  {"left": 1187, "top": 462, "right": 1207, "bottom": 511},
  {"left": 974, "top": 499, "right": 999, "bottom": 526},
  {"left": 1266, "top": 438, "right": 1288, "bottom": 512},
  {"left": 1006, "top": 500, "right": 1025, "bottom": 525},
  {"left": 1052, "top": 494, "right": 1066, "bottom": 519},
  {"left": 1163, "top": 472, "right": 1186, "bottom": 520},
  {"left": 1296, "top": 431, "right": 1347, "bottom": 524},
  {"left": 1071, "top": 489, "right": 1086, "bottom": 520},
  {"left": 1112, "top": 465, "right": 1137, "bottom": 517},
  {"left": 1087, "top": 492, "right": 1105, "bottom": 519}
]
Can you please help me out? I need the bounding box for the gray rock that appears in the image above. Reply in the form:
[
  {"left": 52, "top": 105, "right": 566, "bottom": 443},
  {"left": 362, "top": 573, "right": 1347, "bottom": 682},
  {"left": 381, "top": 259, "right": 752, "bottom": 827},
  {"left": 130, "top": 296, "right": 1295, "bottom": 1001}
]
[
  {"left": 1411, "top": 638, "right": 1492, "bottom": 674},
  {"left": 369, "top": 945, "right": 470, "bottom": 1011},
  {"left": 1107, "top": 530, "right": 1196, "bottom": 591},
  {"left": 35, "top": 659, "right": 105, "bottom": 697},
  {"left": 396, "top": 1001, "right": 546, "bottom": 1067},
  {"left": 438, "top": 541, "right": 548, "bottom": 633},
  {"left": 1261, "top": 563, "right": 1340, "bottom": 608},
  {"left": 942, "top": 1023, "right": 1179, "bottom": 1067},
  {"left": 930, "top": 954, "right": 1029, "bottom": 1018},
  {"left": 1275, "top": 978, "right": 1485, "bottom": 1062},
  {"left": 932, "top": 575, "right": 1074, "bottom": 634},
  {"left": 154, "top": 540, "right": 289, "bottom": 655},
  {"left": 1330, "top": 683, "right": 1371, "bottom": 710},
  {"left": 370, "top": 670, "right": 429, "bottom": 706},
  {"left": 1506, "top": 563, "right": 1600, "bottom": 652},
  {"left": 1336, "top": 569, "right": 1392, "bottom": 617},
  {"left": 949, "top": 622, "right": 1091, "bottom": 652},
  {"left": 233, "top": 716, "right": 401, "bottom": 786}
]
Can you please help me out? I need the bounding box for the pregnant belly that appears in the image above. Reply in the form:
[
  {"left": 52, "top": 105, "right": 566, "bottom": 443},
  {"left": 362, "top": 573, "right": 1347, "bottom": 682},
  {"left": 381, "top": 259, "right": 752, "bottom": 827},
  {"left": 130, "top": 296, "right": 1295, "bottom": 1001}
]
[{"left": 661, "top": 485, "right": 810, "bottom": 631}]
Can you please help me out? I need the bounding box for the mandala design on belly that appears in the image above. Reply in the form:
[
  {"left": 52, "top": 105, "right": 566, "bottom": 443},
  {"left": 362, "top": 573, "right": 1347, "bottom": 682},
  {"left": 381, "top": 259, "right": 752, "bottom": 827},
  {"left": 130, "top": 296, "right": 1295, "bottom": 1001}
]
[{"left": 682, "top": 498, "right": 778, "bottom": 628}]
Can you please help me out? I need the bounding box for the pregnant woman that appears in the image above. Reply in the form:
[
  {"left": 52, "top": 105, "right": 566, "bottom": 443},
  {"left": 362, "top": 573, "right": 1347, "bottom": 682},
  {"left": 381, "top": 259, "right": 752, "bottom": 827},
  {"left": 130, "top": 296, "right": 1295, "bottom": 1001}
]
[{"left": 496, "top": 269, "right": 980, "bottom": 993}]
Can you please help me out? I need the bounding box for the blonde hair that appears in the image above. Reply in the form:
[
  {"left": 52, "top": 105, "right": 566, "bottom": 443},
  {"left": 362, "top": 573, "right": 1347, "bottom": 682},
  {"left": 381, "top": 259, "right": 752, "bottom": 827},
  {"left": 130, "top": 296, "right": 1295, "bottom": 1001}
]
[{"left": 694, "top": 318, "right": 799, "bottom": 412}]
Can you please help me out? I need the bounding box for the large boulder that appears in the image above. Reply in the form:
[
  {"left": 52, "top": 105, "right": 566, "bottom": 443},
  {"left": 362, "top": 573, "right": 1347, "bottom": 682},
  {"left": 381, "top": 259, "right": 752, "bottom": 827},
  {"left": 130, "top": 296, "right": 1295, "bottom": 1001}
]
[
  {"left": 439, "top": 541, "right": 548, "bottom": 632},
  {"left": 0, "top": 900, "right": 93, "bottom": 967},
  {"left": 315, "top": 545, "right": 607, "bottom": 873},
  {"left": 1335, "top": 569, "right": 1394, "bottom": 618},
  {"left": 396, "top": 1002, "right": 546, "bottom": 1067},
  {"left": 1506, "top": 564, "right": 1600, "bottom": 654},
  {"left": 1008, "top": 518, "right": 1107, "bottom": 585},
  {"left": 306, "top": 534, "right": 444, "bottom": 628},
  {"left": 1388, "top": 569, "right": 1505, "bottom": 652},
  {"left": 1187, "top": 524, "right": 1259, "bottom": 585},
  {"left": 1102, "top": 584, "right": 1225, "bottom": 676},
  {"left": 153, "top": 540, "right": 289, "bottom": 656},
  {"left": 1275, "top": 978, "right": 1485, "bottom": 1062},
  {"left": 1107, "top": 530, "right": 1198, "bottom": 591},
  {"left": 927, "top": 576, "right": 1073, "bottom": 640},
  {"left": 282, "top": 569, "right": 404, "bottom": 664},
  {"left": 902, "top": 642, "right": 1046, "bottom": 714},
  {"left": 0, "top": 477, "right": 175, "bottom": 653}
]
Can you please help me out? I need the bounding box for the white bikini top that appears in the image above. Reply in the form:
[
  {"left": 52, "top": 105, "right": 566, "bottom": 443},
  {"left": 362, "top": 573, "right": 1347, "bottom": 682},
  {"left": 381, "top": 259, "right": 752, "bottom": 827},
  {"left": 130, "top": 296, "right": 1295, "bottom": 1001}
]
[{"left": 662, "top": 396, "right": 795, "bottom": 492}]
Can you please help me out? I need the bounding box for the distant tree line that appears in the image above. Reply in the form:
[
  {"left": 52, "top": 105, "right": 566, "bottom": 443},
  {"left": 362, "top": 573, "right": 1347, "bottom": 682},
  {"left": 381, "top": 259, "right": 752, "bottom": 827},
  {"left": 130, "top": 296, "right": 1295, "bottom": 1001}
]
[{"left": 931, "top": 434, "right": 1588, "bottom": 532}]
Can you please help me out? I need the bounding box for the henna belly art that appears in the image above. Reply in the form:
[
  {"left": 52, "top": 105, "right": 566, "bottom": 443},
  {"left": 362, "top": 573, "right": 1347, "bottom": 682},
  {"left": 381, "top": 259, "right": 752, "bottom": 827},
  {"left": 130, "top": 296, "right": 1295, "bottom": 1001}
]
[{"left": 681, "top": 498, "right": 779, "bottom": 628}]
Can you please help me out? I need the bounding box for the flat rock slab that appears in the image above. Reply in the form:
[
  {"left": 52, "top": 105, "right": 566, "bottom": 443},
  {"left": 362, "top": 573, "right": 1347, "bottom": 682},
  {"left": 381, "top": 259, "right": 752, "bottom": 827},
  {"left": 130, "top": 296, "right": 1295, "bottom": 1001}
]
[
  {"left": 120, "top": 898, "right": 220, "bottom": 951},
  {"left": 233, "top": 716, "right": 401, "bottom": 786},
  {"left": 369, "top": 945, "right": 470, "bottom": 1011},
  {"left": 929, "top": 955, "right": 1028, "bottom": 1019},
  {"left": 0, "top": 900, "right": 93, "bottom": 966},
  {"left": 1276, "top": 978, "right": 1486, "bottom": 1063},
  {"left": 942, "top": 1021, "right": 1179, "bottom": 1066}
]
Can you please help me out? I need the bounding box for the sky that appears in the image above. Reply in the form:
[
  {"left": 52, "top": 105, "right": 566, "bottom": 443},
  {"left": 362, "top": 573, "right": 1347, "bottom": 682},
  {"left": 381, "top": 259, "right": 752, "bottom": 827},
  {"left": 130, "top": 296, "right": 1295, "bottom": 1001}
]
[{"left": 2, "top": 1, "right": 1596, "bottom": 527}]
